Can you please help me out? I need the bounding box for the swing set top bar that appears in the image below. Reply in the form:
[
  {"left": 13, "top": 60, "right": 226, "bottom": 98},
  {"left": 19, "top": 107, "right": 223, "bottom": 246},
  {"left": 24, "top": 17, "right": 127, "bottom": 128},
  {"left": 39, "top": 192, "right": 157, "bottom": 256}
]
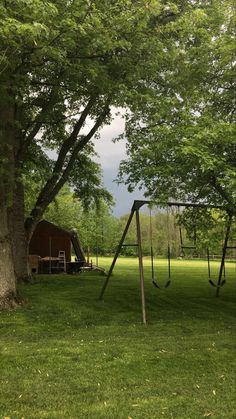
[
  {"left": 132, "top": 199, "right": 225, "bottom": 211},
  {"left": 167, "top": 201, "right": 225, "bottom": 209}
]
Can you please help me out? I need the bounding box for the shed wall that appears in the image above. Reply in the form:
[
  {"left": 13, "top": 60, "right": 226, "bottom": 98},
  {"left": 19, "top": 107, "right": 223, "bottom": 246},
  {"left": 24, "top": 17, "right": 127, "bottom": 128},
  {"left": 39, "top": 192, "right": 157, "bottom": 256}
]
[{"left": 29, "top": 222, "right": 71, "bottom": 262}]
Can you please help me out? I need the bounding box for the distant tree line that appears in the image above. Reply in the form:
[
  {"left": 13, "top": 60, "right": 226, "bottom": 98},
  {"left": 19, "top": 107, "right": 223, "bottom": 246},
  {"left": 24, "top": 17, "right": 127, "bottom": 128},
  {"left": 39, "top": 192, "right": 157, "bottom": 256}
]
[{"left": 43, "top": 187, "right": 236, "bottom": 260}]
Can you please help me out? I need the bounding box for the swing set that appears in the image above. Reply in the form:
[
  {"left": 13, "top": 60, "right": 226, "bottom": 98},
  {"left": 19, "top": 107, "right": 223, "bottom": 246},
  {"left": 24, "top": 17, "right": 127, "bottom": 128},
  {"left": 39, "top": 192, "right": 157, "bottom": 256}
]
[
  {"left": 145, "top": 203, "right": 230, "bottom": 290},
  {"left": 99, "top": 200, "right": 235, "bottom": 324}
]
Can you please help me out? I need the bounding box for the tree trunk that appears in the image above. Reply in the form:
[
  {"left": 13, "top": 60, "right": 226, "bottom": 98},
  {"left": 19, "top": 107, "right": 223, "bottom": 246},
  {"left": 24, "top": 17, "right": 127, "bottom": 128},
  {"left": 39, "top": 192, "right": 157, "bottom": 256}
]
[
  {"left": 0, "top": 97, "right": 22, "bottom": 307},
  {"left": 8, "top": 181, "right": 31, "bottom": 282},
  {"left": 0, "top": 196, "right": 18, "bottom": 308}
]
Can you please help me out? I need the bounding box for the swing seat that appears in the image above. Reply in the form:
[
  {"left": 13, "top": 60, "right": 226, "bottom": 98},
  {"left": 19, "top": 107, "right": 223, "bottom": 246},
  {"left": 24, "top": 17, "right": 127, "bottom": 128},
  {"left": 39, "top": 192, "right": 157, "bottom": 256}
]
[
  {"left": 152, "top": 280, "right": 171, "bottom": 289},
  {"left": 209, "top": 279, "right": 226, "bottom": 288}
]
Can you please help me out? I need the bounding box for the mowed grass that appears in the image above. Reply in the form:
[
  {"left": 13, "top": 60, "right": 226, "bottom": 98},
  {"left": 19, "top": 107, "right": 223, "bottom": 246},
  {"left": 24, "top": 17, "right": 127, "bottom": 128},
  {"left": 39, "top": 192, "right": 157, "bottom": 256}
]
[{"left": 0, "top": 258, "right": 235, "bottom": 419}]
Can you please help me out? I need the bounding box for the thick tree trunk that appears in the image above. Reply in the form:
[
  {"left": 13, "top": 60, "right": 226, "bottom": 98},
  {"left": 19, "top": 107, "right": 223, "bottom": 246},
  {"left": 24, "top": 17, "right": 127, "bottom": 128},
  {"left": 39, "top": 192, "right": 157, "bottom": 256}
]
[
  {"left": 0, "top": 97, "right": 23, "bottom": 307},
  {"left": 8, "top": 181, "right": 31, "bottom": 282},
  {"left": 0, "top": 197, "right": 17, "bottom": 308}
]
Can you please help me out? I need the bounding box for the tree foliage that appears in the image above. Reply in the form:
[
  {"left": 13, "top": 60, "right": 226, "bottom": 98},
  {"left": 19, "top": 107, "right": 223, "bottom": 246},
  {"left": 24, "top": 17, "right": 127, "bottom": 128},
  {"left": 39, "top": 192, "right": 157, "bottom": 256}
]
[
  {"left": 1, "top": 0, "right": 189, "bottom": 238},
  {"left": 44, "top": 187, "right": 118, "bottom": 256},
  {"left": 118, "top": 1, "right": 236, "bottom": 214}
]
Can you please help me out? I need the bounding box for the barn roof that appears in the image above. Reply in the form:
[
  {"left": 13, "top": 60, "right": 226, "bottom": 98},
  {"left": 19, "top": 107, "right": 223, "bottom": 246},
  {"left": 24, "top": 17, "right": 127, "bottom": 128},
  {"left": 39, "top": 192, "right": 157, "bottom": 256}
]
[{"left": 37, "top": 220, "right": 72, "bottom": 236}]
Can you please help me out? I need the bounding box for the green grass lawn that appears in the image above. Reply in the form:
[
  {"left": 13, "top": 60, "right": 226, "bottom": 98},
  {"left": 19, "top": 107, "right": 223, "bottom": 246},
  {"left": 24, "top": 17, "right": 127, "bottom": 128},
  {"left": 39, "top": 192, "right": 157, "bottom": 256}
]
[{"left": 0, "top": 258, "right": 235, "bottom": 418}]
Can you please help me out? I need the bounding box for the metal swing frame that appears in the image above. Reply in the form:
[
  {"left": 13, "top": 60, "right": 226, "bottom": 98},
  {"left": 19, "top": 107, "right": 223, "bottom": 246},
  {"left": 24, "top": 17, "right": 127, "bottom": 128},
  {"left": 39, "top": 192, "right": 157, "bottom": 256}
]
[{"left": 99, "top": 200, "right": 233, "bottom": 325}]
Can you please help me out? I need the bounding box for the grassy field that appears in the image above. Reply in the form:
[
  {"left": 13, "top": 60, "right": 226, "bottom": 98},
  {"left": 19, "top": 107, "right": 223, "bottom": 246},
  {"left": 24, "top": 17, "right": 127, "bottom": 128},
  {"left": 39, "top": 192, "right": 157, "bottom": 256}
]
[{"left": 0, "top": 258, "right": 235, "bottom": 418}]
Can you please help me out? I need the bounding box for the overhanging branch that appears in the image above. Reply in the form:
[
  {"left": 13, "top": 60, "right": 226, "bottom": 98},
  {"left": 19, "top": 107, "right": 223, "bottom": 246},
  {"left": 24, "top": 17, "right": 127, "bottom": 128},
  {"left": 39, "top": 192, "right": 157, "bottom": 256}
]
[
  {"left": 49, "top": 98, "right": 110, "bottom": 199},
  {"left": 20, "top": 88, "right": 59, "bottom": 155},
  {"left": 25, "top": 96, "right": 110, "bottom": 238},
  {"left": 210, "top": 175, "right": 235, "bottom": 215}
]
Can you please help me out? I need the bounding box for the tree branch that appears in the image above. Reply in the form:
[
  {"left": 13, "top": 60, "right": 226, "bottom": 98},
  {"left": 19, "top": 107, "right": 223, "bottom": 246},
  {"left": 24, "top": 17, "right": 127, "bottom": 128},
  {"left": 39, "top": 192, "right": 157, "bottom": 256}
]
[
  {"left": 51, "top": 96, "right": 97, "bottom": 178},
  {"left": 20, "top": 88, "right": 58, "bottom": 157},
  {"left": 210, "top": 175, "right": 235, "bottom": 215},
  {"left": 51, "top": 100, "right": 110, "bottom": 198},
  {"left": 24, "top": 95, "right": 108, "bottom": 239}
]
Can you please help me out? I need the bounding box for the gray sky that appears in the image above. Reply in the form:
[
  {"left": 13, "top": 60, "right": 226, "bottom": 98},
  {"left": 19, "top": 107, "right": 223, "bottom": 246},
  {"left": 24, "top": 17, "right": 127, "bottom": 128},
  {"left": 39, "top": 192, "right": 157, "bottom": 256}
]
[{"left": 93, "top": 108, "right": 145, "bottom": 216}]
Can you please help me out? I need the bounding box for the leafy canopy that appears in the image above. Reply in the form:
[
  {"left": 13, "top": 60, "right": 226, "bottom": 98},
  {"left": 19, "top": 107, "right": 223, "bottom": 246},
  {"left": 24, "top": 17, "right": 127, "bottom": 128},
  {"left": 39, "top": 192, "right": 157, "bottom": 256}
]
[
  {"left": 1, "top": 0, "right": 190, "bottom": 226},
  {"left": 118, "top": 1, "right": 236, "bottom": 214}
]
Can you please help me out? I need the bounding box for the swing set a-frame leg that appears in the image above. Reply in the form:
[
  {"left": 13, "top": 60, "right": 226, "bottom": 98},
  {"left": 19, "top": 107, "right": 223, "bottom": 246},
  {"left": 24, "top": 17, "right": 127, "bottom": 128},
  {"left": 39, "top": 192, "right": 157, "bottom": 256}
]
[
  {"left": 136, "top": 209, "right": 147, "bottom": 326},
  {"left": 99, "top": 208, "right": 135, "bottom": 300},
  {"left": 216, "top": 214, "right": 232, "bottom": 297}
]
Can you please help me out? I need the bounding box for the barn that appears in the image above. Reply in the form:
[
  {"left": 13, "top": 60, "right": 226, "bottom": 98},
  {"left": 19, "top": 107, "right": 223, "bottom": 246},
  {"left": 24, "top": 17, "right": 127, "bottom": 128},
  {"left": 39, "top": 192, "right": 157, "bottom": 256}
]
[{"left": 29, "top": 220, "right": 86, "bottom": 274}]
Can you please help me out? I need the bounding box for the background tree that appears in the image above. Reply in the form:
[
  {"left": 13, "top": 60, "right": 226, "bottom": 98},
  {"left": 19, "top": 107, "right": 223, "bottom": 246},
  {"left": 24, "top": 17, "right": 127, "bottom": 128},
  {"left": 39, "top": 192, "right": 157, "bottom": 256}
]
[
  {"left": 44, "top": 188, "right": 118, "bottom": 259},
  {"left": 43, "top": 186, "right": 83, "bottom": 231},
  {"left": 114, "top": 208, "right": 235, "bottom": 259},
  {"left": 116, "top": 209, "right": 180, "bottom": 257},
  {"left": 119, "top": 0, "right": 236, "bottom": 214},
  {"left": 78, "top": 202, "right": 119, "bottom": 259}
]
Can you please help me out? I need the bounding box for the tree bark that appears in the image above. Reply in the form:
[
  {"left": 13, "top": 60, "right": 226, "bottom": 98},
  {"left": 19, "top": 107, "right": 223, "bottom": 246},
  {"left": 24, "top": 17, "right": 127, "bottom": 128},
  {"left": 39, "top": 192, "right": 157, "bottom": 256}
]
[
  {"left": 0, "top": 101, "right": 19, "bottom": 307},
  {"left": 8, "top": 181, "right": 30, "bottom": 282},
  {"left": 0, "top": 196, "right": 17, "bottom": 308}
]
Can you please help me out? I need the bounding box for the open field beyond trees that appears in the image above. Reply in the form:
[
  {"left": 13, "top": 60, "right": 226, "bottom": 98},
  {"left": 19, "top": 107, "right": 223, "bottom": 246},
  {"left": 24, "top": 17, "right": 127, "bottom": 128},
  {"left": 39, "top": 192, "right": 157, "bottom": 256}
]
[{"left": 1, "top": 258, "right": 235, "bottom": 418}]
